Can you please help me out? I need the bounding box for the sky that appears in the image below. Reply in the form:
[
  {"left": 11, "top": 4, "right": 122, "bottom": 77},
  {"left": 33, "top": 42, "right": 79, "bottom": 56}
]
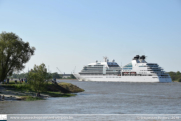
[{"left": 0, "top": 0, "right": 181, "bottom": 74}]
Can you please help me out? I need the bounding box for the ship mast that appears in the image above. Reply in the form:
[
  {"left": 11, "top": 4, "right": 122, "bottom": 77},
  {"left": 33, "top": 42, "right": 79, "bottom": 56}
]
[{"left": 103, "top": 56, "right": 108, "bottom": 62}]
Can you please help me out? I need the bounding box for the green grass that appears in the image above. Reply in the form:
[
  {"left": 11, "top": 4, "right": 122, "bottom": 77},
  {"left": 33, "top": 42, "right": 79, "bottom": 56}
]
[
  {"left": 20, "top": 96, "right": 43, "bottom": 101},
  {"left": 1, "top": 82, "right": 77, "bottom": 99},
  {"left": 1, "top": 83, "right": 30, "bottom": 92},
  {"left": 58, "top": 82, "right": 84, "bottom": 92},
  {"left": 172, "top": 80, "right": 181, "bottom": 82}
]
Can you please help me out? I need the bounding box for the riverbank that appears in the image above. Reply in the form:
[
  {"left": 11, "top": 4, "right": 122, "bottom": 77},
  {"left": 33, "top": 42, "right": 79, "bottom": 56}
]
[
  {"left": 0, "top": 82, "right": 84, "bottom": 101},
  {"left": 57, "top": 79, "right": 77, "bottom": 80}
]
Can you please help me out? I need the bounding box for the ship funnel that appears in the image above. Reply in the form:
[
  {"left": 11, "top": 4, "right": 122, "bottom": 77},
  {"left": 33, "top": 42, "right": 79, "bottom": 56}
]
[
  {"left": 133, "top": 55, "right": 140, "bottom": 60},
  {"left": 140, "top": 55, "right": 146, "bottom": 60}
]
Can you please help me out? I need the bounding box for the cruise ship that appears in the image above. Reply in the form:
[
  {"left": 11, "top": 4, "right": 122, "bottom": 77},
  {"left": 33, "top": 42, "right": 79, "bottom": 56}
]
[{"left": 73, "top": 55, "right": 172, "bottom": 82}]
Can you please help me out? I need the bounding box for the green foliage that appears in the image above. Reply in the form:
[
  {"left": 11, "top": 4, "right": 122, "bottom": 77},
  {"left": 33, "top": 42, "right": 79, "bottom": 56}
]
[
  {"left": 12, "top": 84, "right": 29, "bottom": 91},
  {"left": 27, "top": 63, "right": 52, "bottom": 96},
  {"left": 11, "top": 72, "right": 63, "bottom": 79},
  {"left": 20, "top": 96, "right": 43, "bottom": 101},
  {"left": 1, "top": 82, "right": 78, "bottom": 98},
  {"left": 43, "top": 91, "right": 76, "bottom": 97},
  {"left": 65, "top": 74, "right": 76, "bottom": 79},
  {"left": 2, "top": 83, "right": 31, "bottom": 92},
  {"left": 0, "top": 32, "right": 35, "bottom": 82},
  {"left": 70, "top": 74, "right": 76, "bottom": 79},
  {"left": 168, "top": 71, "right": 181, "bottom": 82},
  {"left": 51, "top": 72, "right": 62, "bottom": 79},
  {"left": 58, "top": 82, "right": 84, "bottom": 92},
  {"left": 11, "top": 73, "right": 28, "bottom": 79}
]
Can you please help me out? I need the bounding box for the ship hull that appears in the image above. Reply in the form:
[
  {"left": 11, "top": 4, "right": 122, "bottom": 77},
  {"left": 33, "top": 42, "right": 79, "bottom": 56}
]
[{"left": 73, "top": 74, "right": 172, "bottom": 83}]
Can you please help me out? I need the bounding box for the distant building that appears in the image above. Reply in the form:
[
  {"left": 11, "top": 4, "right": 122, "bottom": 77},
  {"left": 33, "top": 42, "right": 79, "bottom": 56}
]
[{"left": 62, "top": 74, "right": 71, "bottom": 78}]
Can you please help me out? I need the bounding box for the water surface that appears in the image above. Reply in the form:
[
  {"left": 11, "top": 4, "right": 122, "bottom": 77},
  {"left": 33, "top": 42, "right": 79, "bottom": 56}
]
[{"left": 0, "top": 80, "right": 181, "bottom": 114}]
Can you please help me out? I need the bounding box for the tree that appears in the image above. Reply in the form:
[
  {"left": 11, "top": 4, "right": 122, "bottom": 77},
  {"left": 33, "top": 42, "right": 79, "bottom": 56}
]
[
  {"left": 51, "top": 72, "right": 61, "bottom": 79},
  {"left": 70, "top": 74, "right": 76, "bottom": 79},
  {"left": 168, "top": 71, "right": 181, "bottom": 81},
  {"left": 176, "top": 71, "right": 180, "bottom": 75},
  {"left": 0, "top": 32, "right": 35, "bottom": 82},
  {"left": 27, "top": 63, "right": 51, "bottom": 97}
]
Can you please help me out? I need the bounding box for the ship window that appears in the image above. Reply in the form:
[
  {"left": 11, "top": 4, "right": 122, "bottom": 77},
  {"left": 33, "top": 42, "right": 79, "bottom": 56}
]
[
  {"left": 123, "top": 63, "right": 132, "bottom": 68},
  {"left": 123, "top": 68, "right": 132, "bottom": 70}
]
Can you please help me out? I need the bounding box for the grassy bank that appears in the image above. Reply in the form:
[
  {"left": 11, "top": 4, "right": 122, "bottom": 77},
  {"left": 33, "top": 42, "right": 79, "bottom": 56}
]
[
  {"left": 43, "top": 91, "right": 76, "bottom": 97},
  {"left": 0, "top": 81, "right": 84, "bottom": 101},
  {"left": 19, "top": 96, "right": 43, "bottom": 101}
]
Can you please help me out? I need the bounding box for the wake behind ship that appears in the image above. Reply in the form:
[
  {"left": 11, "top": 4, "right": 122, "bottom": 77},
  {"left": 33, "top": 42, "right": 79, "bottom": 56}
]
[{"left": 73, "top": 55, "right": 172, "bottom": 82}]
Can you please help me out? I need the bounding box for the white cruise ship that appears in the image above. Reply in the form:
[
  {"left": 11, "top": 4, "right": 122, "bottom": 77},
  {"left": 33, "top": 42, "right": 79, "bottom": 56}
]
[{"left": 73, "top": 55, "right": 172, "bottom": 82}]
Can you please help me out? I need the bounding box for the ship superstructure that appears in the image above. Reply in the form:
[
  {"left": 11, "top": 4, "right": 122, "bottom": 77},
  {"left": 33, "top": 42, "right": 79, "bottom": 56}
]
[{"left": 73, "top": 55, "right": 172, "bottom": 82}]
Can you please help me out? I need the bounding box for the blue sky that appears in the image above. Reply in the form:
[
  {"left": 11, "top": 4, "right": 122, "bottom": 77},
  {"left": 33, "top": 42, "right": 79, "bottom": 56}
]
[{"left": 0, "top": 0, "right": 181, "bottom": 73}]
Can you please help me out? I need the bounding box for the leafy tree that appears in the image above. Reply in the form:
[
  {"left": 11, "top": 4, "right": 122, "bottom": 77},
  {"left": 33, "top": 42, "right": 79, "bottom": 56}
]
[
  {"left": 51, "top": 72, "right": 61, "bottom": 79},
  {"left": 12, "top": 74, "right": 18, "bottom": 78},
  {"left": 70, "top": 74, "right": 76, "bottom": 79},
  {"left": 176, "top": 71, "right": 180, "bottom": 75},
  {"left": 0, "top": 32, "right": 35, "bottom": 82},
  {"left": 168, "top": 71, "right": 181, "bottom": 82},
  {"left": 27, "top": 63, "right": 51, "bottom": 97}
]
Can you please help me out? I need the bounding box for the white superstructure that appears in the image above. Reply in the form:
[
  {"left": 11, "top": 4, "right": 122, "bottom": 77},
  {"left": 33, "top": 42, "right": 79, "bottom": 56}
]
[{"left": 73, "top": 55, "right": 172, "bottom": 82}]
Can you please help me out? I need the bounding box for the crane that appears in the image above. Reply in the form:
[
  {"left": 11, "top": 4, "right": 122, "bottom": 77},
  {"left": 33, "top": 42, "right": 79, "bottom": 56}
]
[{"left": 56, "top": 67, "right": 63, "bottom": 77}]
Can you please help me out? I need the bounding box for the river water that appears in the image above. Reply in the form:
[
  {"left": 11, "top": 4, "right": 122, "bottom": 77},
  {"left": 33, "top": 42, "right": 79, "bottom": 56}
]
[{"left": 0, "top": 80, "right": 181, "bottom": 115}]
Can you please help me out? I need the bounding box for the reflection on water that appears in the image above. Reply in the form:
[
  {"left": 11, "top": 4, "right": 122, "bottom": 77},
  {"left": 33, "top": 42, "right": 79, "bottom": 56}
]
[{"left": 0, "top": 80, "right": 181, "bottom": 114}]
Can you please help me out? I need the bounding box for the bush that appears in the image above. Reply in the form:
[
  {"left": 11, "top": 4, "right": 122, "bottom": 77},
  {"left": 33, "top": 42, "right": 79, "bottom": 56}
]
[{"left": 27, "top": 63, "right": 51, "bottom": 97}]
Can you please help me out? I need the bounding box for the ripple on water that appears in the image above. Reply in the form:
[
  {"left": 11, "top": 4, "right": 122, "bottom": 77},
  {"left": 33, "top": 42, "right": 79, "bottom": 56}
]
[{"left": 0, "top": 80, "right": 181, "bottom": 114}]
